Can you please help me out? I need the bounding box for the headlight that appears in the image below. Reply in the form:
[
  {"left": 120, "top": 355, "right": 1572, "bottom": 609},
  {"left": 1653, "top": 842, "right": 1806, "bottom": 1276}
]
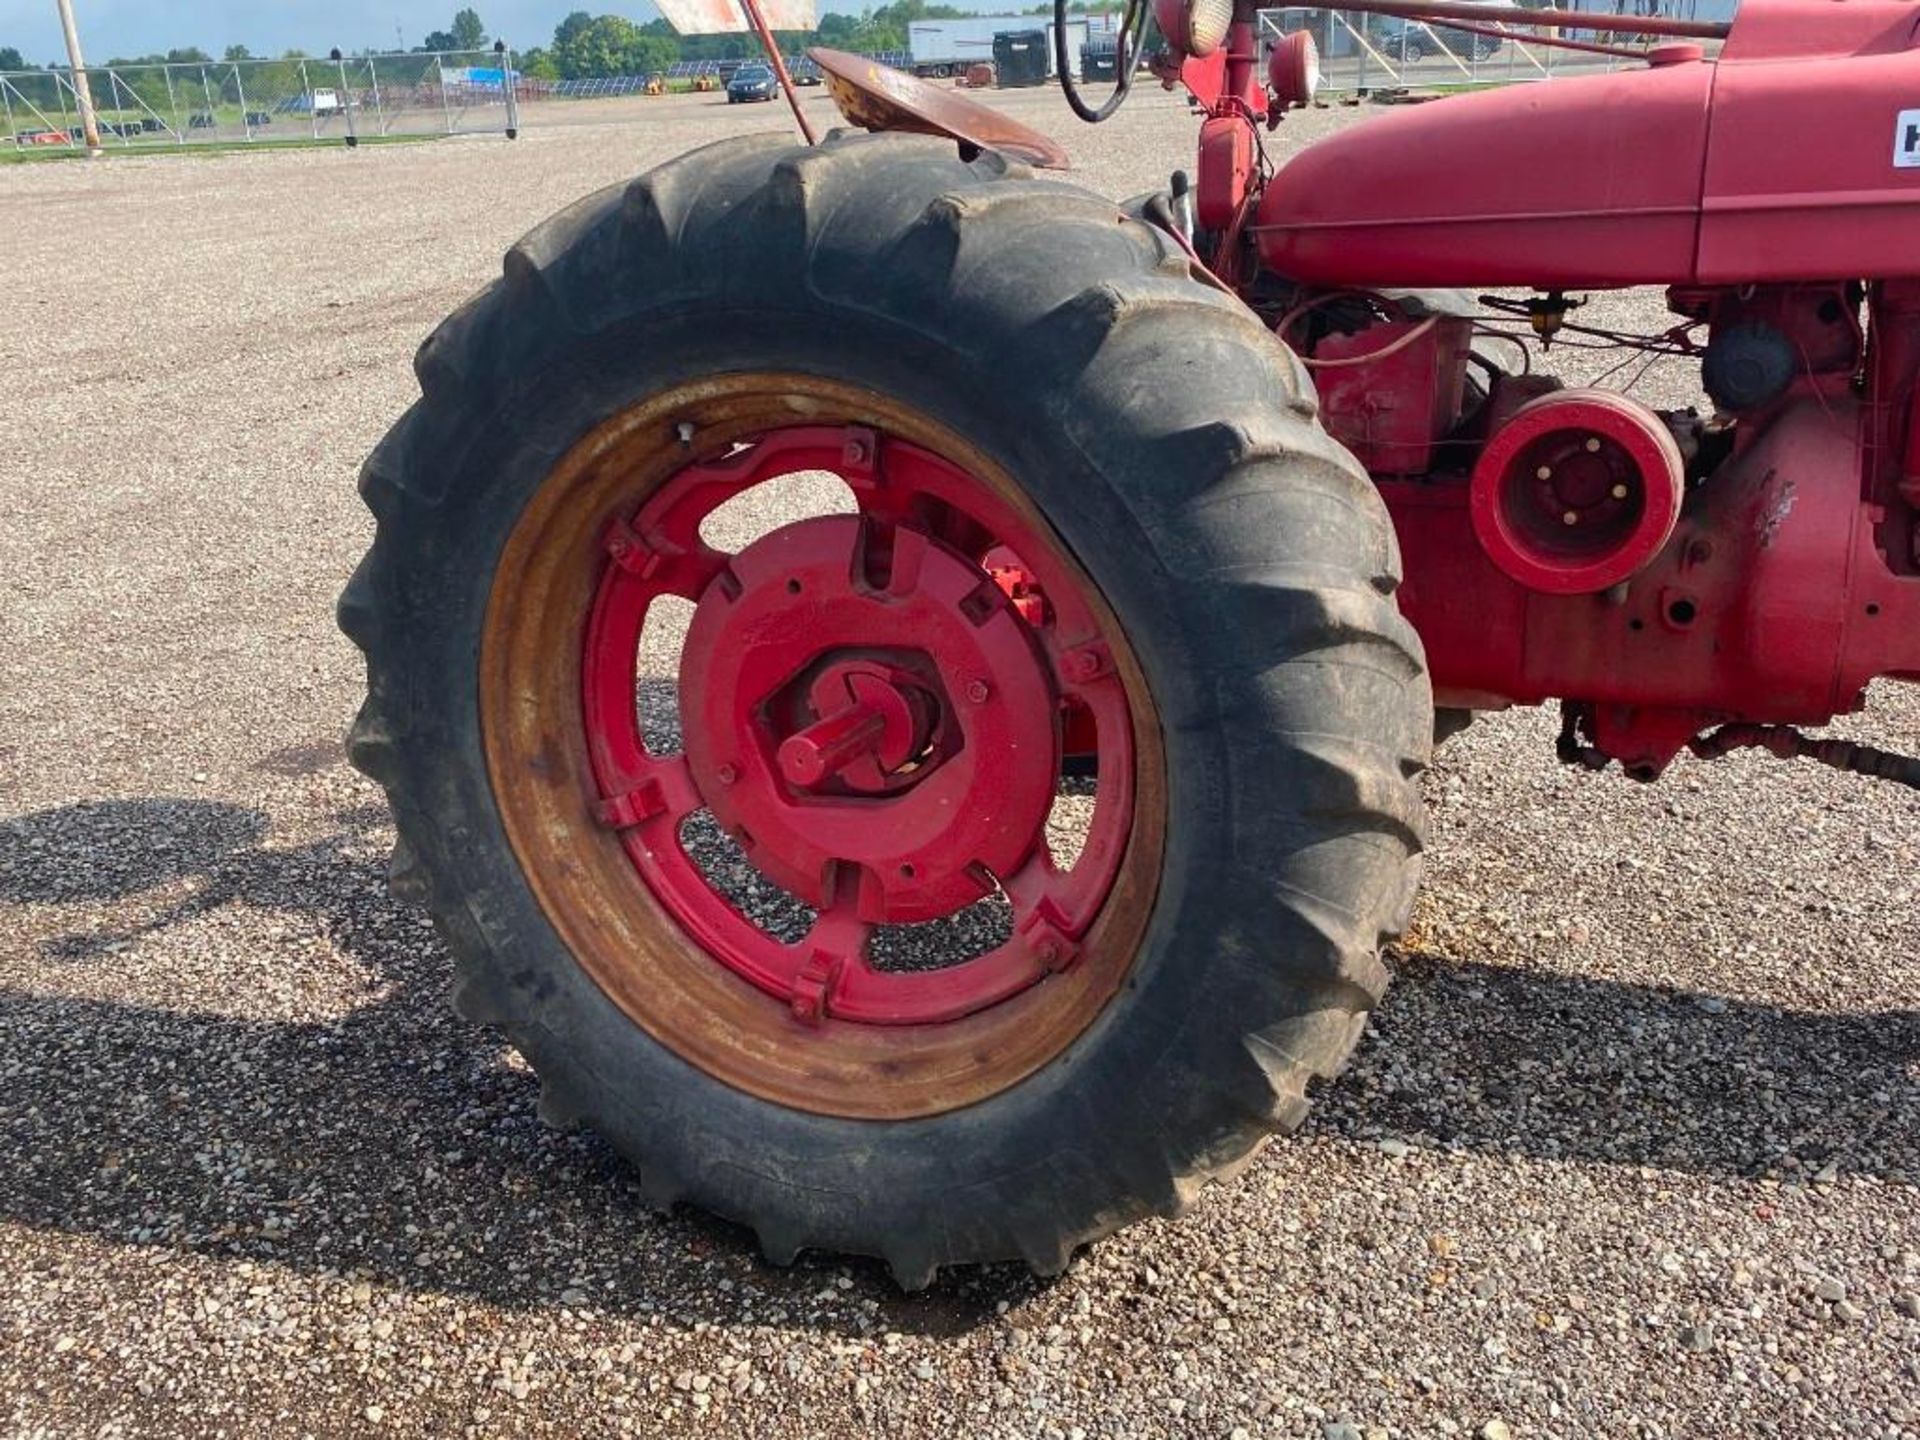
[
  {"left": 1152, "top": 0, "right": 1234, "bottom": 59},
  {"left": 1266, "top": 29, "right": 1319, "bottom": 109}
]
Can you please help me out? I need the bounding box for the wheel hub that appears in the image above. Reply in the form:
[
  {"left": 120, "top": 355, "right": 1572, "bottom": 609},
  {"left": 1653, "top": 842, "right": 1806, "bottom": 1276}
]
[{"left": 681, "top": 514, "right": 1060, "bottom": 924}]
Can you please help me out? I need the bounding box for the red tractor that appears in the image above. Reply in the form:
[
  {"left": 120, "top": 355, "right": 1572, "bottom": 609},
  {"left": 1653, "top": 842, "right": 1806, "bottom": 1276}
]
[{"left": 340, "top": 0, "right": 1920, "bottom": 1285}]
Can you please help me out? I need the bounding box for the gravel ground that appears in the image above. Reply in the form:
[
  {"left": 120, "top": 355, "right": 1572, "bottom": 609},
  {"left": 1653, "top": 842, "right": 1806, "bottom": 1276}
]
[{"left": 2, "top": 85, "right": 1917, "bottom": 1440}]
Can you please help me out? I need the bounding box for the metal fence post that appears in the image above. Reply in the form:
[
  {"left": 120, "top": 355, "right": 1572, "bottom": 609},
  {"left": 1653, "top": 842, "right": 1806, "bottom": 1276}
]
[
  {"left": 54, "top": 70, "right": 76, "bottom": 149},
  {"left": 163, "top": 62, "right": 185, "bottom": 144},
  {"left": 368, "top": 57, "right": 386, "bottom": 135},
  {"left": 436, "top": 53, "right": 453, "bottom": 134},
  {"left": 233, "top": 63, "right": 253, "bottom": 140},
  {"left": 298, "top": 59, "right": 315, "bottom": 139},
  {"left": 499, "top": 42, "right": 520, "bottom": 139},
  {"left": 335, "top": 51, "right": 358, "bottom": 147},
  {"left": 1, "top": 80, "right": 16, "bottom": 150},
  {"left": 106, "top": 70, "right": 133, "bottom": 145}
]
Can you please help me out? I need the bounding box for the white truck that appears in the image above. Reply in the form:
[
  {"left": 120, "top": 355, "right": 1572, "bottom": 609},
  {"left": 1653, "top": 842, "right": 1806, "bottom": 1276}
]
[{"left": 905, "top": 15, "right": 1091, "bottom": 77}]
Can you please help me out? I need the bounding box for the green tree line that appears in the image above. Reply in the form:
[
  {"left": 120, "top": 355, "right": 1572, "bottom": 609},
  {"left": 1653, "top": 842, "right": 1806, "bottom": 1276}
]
[{"left": 517, "top": 3, "right": 981, "bottom": 81}]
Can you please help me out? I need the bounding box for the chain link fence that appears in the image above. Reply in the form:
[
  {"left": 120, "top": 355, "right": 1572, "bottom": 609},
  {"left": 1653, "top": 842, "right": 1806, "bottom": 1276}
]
[
  {"left": 1, "top": 23, "right": 1712, "bottom": 154},
  {"left": 1260, "top": 7, "right": 1720, "bottom": 93},
  {"left": 2, "top": 48, "right": 520, "bottom": 152}
]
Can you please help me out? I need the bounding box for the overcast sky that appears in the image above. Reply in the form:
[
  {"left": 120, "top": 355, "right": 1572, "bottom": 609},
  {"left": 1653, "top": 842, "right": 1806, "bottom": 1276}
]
[{"left": 0, "top": 1, "right": 881, "bottom": 64}]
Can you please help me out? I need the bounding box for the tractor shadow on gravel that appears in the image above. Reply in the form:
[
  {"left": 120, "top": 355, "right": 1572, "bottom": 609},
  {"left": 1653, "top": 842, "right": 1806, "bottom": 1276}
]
[
  {"left": 1349, "top": 945, "right": 1919, "bottom": 1186},
  {"left": 0, "top": 795, "right": 1032, "bottom": 1333},
  {"left": 0, "top": 795, "right": 1914, "bottom": 1323}
]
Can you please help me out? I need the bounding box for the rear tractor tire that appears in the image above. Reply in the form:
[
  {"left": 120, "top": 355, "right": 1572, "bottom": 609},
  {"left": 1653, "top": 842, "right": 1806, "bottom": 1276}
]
[{"left": 340, "top": 132, "right": 1432, "bottom": 1286}]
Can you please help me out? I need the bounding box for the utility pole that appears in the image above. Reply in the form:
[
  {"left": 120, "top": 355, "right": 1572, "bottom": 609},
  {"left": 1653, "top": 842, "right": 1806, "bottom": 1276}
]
[{"left": 54, "top": 0, "right": 102, "bottom": 156}]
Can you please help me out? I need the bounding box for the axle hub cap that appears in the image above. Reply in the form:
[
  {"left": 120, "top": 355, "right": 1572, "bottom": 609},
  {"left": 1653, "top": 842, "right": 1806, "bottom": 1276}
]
[{"left": 680, "top": 515, "right": 1058, "bottom": 923}]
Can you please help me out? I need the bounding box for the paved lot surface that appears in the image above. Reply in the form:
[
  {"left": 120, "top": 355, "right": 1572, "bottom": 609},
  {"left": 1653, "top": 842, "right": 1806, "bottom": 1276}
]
[{"left": 2, "top": 85, "right": 1917, "bottom": 1440}]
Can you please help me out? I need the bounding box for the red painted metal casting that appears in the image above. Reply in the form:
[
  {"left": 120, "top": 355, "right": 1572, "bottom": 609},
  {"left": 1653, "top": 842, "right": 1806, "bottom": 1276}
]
[
  {"left": 580, "top": 426, "right": 1137, "bottom": 1028},
  {"left": 1381, "top": 345, "right": 1920, "bottom": 776},
  {"left": 678, "top": 514, "right": 1059, "bottom": 924},
  {"left": 1310, "top": 317, "right": 1473, "bottom": 476},
  {"left": 1468, "top": 389, "right": 1685, "bottom": 597},
  {"left": 1138, "top": 0, "right": 1920, "bottom": 779},
  {"left": 1254, "top": 0, "right": 1920, "bottom": 291}
]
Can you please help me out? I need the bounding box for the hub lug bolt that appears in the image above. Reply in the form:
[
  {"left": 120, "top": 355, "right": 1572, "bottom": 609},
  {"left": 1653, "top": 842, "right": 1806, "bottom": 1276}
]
[{"left": 1064, "top": 643, "right": 1111, "bottom": 683}]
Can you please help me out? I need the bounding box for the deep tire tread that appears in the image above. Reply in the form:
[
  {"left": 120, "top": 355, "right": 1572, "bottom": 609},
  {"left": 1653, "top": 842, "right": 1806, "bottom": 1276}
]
[{"left": 340, "top": 132, "right": 1430, "bottom": 1286}]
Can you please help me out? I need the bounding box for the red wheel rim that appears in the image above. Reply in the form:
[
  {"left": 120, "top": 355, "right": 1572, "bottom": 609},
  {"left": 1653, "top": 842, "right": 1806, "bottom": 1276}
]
[{"left": 579, "top": 425, "right": 1137, "bottom": 1028}]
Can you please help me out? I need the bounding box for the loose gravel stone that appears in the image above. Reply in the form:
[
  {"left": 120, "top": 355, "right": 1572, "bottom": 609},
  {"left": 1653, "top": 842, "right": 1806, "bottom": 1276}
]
[{"left": 1, "top": 82, "right": 1916, "bottom": 1440}]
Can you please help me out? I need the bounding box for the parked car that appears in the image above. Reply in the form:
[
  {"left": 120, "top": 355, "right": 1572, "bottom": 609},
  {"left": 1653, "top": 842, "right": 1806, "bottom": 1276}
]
[
  {"left": 789, "top": 57, "right": 822, "bottom": 86},
  {"left": 726, "top": 63, "right": 779, "bottom": 103},
  {"left": 1374, "top": 15, "right": 1503, "bottom": 60}
]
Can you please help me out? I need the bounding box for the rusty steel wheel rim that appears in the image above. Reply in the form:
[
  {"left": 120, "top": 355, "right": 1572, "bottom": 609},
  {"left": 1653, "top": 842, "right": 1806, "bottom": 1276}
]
[{"left": 481, "top": 374, "right": 1165, "bottom": 1120}]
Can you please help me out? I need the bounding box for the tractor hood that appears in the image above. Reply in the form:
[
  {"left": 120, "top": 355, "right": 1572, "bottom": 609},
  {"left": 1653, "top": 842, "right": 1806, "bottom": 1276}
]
[{"left": 1255, "top": 0, "right": 1920, "bottom": 289}]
